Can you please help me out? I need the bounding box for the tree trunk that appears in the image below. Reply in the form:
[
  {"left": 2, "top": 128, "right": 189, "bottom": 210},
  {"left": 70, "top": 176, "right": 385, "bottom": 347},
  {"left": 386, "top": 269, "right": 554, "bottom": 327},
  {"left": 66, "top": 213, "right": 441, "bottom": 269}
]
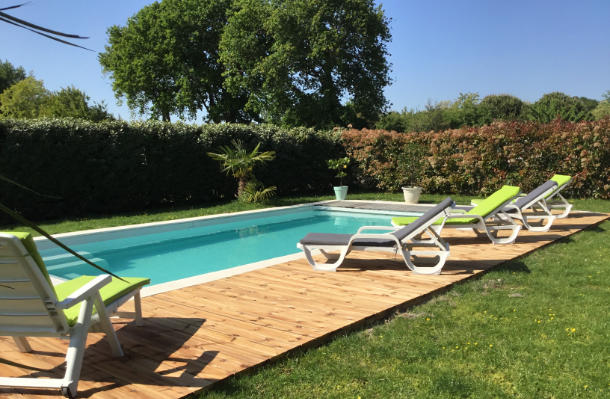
[
  {"left": 237, "top": 178, "right": 246, "bottom": 198},
  {"left": 162, "top": 110, "right": 170, "bottom": 122}
]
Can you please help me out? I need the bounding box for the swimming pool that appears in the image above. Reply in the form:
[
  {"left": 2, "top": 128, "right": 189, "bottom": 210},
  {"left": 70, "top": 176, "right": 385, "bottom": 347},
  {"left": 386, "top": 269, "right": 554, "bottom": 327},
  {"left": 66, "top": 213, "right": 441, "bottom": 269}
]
[{"left": 35, "top": 203, "right": 419, "bottom": 288}]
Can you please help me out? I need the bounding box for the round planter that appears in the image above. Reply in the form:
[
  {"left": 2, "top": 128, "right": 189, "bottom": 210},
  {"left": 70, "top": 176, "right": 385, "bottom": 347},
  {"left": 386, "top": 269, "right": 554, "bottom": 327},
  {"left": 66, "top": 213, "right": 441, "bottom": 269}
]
[
  {"left": 333, "top": 186, "right": 348, "bottom": 200},
  {"left": 401, "top": 186, "right": 422, "bottom": 204}
]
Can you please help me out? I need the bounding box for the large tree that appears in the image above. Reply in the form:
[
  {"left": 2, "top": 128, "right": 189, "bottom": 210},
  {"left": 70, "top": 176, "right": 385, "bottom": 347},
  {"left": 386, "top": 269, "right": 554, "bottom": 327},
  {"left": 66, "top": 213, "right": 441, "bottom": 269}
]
[
  {"left": 99, "top": 0, "right": 249, "bottom": 123},
  {"left": 0, "top": 59, "right": 26, "bottom": 94},
  {"left": 528, "top": 92, "right": 597, "bottom": 123},
  {"left": 0, "top": 76, "right": 49, "bottom": 118},
  {"left": 220, "top": 0, "right": 392, "bottom": 128},
  {"left": 40, "top": 86, "right": 114, "bottom": 121}
]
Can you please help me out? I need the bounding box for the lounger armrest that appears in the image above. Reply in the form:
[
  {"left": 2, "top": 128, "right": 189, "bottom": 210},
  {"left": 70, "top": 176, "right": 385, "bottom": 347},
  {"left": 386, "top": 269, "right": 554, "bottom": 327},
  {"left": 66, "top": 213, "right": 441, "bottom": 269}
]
[
  {"left": 57, "top": 275, "right": 112, "bottom": 309},
  {"left": 355, "top": 225, "right": 397, "bottom": 234}
]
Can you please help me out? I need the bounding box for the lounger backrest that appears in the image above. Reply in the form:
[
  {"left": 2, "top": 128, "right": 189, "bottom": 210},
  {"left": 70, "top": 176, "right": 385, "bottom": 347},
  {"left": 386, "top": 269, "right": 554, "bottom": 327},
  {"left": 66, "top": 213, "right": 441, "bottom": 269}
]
[
  {"left": 0, "top": 233, "right": 70, "bottom": 335},
  {"left": 514, "top": 180, "right": 557, "bottom": 209},
  {"left": 392, "top": 197, "right": 455, "bottom": 241},
  {"left": 465, "top": 185, "right": 520, "bottom": 218}
]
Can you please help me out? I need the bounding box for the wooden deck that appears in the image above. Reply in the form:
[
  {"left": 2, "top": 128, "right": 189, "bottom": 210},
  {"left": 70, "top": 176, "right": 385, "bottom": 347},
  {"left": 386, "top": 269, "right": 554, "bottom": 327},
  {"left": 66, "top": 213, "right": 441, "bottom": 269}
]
[{"left": 0, "top": 211, "right": 607, "bottom": 398}]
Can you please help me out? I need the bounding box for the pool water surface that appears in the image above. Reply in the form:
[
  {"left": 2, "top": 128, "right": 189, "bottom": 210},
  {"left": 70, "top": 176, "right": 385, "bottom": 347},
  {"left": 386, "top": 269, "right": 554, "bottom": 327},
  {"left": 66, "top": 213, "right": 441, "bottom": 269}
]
[{"left": 38, "top": 205, "right": 417, "bottom": 285}]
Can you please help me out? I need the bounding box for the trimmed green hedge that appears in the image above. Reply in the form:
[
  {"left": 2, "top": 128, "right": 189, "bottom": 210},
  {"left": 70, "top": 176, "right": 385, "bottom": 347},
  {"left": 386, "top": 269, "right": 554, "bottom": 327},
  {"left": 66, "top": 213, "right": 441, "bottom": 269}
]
[
  {"left": 342, "top": 119, "right": 610, "bottom": 198},
  {"left": 0, "top": 119, "right": 342, "bottom": 222}
]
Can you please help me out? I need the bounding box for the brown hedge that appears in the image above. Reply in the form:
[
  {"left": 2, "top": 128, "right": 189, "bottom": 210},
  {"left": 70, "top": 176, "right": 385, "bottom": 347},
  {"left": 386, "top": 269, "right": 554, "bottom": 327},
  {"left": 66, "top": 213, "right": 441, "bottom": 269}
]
[{"left": 342, "top": 119, "right": 610, "bottom": 198}]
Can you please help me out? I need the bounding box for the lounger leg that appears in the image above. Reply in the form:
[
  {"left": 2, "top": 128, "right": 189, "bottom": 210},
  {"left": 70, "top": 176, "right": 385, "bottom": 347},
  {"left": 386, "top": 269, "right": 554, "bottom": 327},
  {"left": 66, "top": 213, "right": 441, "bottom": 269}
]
[
  {"left": 400, "top": 228, "right": 450, "bottom": 275},
  {"left": 550, "top": 194, "right": 572, "bottom": 218},
  {"left": 93, "top": 293, "right": 124, "bottom": 357},
  {"left": 133, "top": 291, "right": 143, "bottom": 326},
  {"left": 62, "top": 297, "right": 94, "bottom": 398},
  {"left": 302, "top": 246, "right": 350, "bottom": 272},
  {"left": 12, "top": 336, "right": 32, "bottom": 352}
]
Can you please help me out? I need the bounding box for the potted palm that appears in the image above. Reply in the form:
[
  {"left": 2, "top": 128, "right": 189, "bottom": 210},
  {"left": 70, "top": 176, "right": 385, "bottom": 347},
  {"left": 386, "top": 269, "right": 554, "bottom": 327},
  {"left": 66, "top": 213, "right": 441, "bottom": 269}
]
[{"left": 327, "top": 157, "right": 350, "bottom": 200}]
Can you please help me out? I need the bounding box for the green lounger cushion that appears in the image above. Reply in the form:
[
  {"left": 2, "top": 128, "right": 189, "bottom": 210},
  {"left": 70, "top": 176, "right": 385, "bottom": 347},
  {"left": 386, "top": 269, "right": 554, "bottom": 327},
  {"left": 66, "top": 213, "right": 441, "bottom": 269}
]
[
  {"left": 55, "top": 276, "right": 150, "bottom": 326},
  {"left": 550, "top": 174, "right": 571, "bottom": 189},
  {"left": 393, "top": 185, "right": 520, "bottom": 226},
  {"left": 2, "top": 231, "right": 52, "bottom": 285}
]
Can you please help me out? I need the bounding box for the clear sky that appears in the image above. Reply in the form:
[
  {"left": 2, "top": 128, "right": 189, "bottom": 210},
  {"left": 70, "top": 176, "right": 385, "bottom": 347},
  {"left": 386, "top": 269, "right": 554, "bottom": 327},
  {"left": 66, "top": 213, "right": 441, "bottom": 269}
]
[{"left": 2, "top": 0, "right": 609, "bottom": 120}]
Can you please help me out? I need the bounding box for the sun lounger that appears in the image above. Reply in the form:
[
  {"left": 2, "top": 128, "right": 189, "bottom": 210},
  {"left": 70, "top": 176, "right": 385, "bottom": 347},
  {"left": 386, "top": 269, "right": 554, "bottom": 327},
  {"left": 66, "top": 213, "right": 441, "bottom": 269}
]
[
  {"left": 0, "top": 232, "right": 149, "bottom": 398},
  {"left": 297, "top": 197, "right": 455, "bottom": 275},
  {"left": 546, "top": 174, "right": 573, "bottom": 218},
  {"left": 392, "top": 186, "right": 522, "bottom": 244}
]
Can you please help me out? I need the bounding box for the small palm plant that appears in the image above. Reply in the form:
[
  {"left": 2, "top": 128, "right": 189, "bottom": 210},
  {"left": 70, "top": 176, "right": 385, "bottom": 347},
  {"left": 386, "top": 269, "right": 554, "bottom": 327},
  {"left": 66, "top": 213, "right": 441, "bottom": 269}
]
[{"left": 208, "top": 140, "right": 276, "bottom": 200}]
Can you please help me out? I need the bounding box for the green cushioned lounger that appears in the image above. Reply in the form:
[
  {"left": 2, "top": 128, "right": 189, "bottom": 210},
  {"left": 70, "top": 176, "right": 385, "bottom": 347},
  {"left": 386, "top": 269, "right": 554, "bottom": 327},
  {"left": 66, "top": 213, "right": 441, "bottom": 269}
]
[
  {"left": 392, "top": 185, "right": 522, "bottom": 244},
  {"left": 0, "top": 232, "right": 149, "bottom": 398}
]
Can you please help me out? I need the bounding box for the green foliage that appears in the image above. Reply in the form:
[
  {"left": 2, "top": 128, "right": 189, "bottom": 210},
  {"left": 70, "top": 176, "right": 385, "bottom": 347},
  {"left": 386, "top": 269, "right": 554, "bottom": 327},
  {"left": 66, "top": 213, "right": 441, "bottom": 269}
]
[
  {"left": 0, "top": 59, "right": 26, "bottom": 94},
  {"left": 208, "top": 140, "right": 276, "bottom": 197},
  {"left": 220, "top": 0, "right": 391, "bottom": 128},
  {"left": 343, "top": 120, "right": 610, "bottom": 198},
  {"left": 378, "top": 92, "right": 599, "bottom": 133},
  {"left": 0, "top": 76, "right": 50, "bottom": 118},
  {"left": 0, "top": 119, "right": 341, "bottom": 222},
  {"left": 327, "top": 157, "right": 350, "bottom": 185},
  {"left": 592, "top": 90, "right": 610, "bottom": 120},
  {"left": 39, "top": 86, "right": 113, "bottom": 121},
  {"left": 478, "top": 94, "right": 525, "bottom": 124},
  {"left": 238, "top": 179, "right": 277, "bottom": 203},
  {"left": 99, "top": 0, "right": 249, "bottom": 123},
  {"left": 527, "top": 92, "right": 597, "bottom": 123},
  {"left": 0, "top": 78, "right": 113, "bottom": 121}
]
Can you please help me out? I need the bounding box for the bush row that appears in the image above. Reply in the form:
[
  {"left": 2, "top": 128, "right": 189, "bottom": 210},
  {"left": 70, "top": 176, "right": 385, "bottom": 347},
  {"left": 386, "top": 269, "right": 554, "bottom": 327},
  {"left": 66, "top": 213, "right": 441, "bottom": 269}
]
[
  {"left": 0, "top": 119, "right": 342, "bottom": 222},
  {"left": 342, "top": 119, "right": 610, "bottom": 198}
]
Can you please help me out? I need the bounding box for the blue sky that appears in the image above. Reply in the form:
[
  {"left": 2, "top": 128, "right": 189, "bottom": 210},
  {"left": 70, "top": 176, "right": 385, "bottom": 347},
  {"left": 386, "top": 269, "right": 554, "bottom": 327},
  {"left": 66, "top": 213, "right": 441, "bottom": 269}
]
[{"left": 2, "top": 0, "right": 609, "bottom": 120}]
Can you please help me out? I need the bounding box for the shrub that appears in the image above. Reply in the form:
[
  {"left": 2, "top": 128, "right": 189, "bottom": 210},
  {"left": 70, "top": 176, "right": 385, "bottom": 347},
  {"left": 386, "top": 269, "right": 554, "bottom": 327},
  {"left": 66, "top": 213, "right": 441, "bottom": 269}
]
[
  {"left": 343, "top": 119, "right": 610, "bottom": 198},
  {"left": 0, "top": 119, "right": 342, "bottom": 223}
]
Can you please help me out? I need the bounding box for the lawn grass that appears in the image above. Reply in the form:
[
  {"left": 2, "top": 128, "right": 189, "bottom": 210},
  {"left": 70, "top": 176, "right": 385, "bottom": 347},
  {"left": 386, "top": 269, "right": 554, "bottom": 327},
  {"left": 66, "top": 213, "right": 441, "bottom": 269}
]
[{"left": 188, "top": 204, "right": 608, "bottom": 398}]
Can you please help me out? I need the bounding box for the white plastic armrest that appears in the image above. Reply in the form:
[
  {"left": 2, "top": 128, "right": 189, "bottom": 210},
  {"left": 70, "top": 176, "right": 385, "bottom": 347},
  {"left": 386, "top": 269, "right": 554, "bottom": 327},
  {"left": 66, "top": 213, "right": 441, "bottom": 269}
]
[
  {"left": 356, "top": 225, "right": 397, "bottom": 234},
  {"left": 57, "top": 274, "right": 112, "bottom": 309}
]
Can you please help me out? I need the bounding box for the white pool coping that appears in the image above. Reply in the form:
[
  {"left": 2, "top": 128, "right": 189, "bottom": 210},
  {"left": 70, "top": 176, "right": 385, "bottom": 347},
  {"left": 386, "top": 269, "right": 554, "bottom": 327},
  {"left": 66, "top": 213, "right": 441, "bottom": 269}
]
[{"left": 36, "top": 199, "right": 423, "bottom": 296}]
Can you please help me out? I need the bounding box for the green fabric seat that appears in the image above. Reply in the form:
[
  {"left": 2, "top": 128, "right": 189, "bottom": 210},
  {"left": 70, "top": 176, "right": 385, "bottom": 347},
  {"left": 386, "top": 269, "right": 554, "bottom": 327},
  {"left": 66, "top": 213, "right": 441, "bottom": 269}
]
[
  {"left": 3, "top": 231, "right": 150, "bottom": 326},
  {"left": 470, "top": 175, "right": 572, "bottom": 205},
  {"left": 549, "top": 174, "right": 571, "bottom": 193},
  {"left": 55, "top": 276, "right": 150, "bottom": 326},
  {"left": 393, "top": 185, "right": 520, "bottom": 226}
]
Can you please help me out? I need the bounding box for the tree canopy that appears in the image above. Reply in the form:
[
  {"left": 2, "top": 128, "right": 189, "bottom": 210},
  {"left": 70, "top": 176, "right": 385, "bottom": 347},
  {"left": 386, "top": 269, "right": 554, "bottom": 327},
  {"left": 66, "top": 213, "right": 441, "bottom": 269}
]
[
  {"left": 98, "top": 0, "right": 249, "bottom": 123},
  {"left": 0, "top": 59, "right": 26, "bottom": 94},
  {"left": 0, "top": 77, "right": 113, "bottom": 121},
  {"left": 0, "top": 76, "right": 49, "bottom": 118},
  {"left": 220, "top": 0, "right": 392, "bottom": 128}
]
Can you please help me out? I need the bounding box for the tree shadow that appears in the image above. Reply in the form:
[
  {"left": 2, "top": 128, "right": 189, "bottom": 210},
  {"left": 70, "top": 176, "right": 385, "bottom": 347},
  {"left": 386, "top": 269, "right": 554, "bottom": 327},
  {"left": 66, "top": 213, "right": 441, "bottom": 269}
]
[{"left": 0, "top": 317, "right": 217, "bottom": 397}]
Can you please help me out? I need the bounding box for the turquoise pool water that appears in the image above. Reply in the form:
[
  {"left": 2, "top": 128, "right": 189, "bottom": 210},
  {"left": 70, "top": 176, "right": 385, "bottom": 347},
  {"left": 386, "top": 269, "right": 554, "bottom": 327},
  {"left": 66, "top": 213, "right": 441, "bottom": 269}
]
[{"left": 39, "top": 206, "right": 415, "bottom": 285}]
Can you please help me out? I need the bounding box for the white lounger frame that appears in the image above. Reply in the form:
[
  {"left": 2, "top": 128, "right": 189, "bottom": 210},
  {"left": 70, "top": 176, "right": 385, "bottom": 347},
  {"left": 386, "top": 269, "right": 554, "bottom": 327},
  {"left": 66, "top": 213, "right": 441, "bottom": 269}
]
[
  {"left": 0, "top": 233, "right": 143, "bottom": 398},
  {"left": 429, "top": 196, "right": 522, "bottom": 245},
  {"left": 503, "top": 185, "right": 557, "bottom": 232},
  {"left": 298, "top": 210, "right": 452, "bottom": 275},
  {"left": 546, "top": 178, "right": 573, "bottom": 218}
]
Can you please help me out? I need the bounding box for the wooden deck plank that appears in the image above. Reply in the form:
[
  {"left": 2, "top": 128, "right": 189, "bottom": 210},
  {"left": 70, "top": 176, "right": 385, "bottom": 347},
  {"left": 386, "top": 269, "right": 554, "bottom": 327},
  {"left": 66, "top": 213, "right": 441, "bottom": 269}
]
[{"left": 0, "top": 211, "right": 606, "bottom": 398}]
